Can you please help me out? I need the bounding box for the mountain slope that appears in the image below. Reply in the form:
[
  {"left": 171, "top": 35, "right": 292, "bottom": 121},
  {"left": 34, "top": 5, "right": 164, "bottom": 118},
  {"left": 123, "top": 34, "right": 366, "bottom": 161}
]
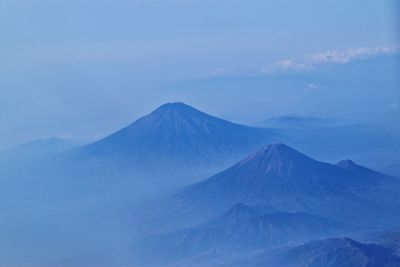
[
  {"left": 366, "top": 229, "right": 400, "bottom": 257},
  {"left": 244, "top": 238, "right": 400, "bottom": 267},
  {"left": 337, "top": 159, "right": 389, "bottom": 180},
  {"left": 132, "top": 203, "right": 350, "bottom": 265}
]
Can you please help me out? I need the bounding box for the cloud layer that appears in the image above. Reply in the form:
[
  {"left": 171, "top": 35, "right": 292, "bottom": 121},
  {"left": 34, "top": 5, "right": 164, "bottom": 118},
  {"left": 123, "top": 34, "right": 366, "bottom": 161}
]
[{"left": 260, "top": 45, "right": 400, "bottom": 74}]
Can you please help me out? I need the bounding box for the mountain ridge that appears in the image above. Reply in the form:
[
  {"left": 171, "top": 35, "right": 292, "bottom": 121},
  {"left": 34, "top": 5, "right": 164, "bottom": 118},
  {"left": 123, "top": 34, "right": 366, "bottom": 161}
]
[
  {"left": 241, "top": 237, "right": 400, "bottom": 267},
  {"left": 132, "top": 203, "right": 350, "bottom": 266}
]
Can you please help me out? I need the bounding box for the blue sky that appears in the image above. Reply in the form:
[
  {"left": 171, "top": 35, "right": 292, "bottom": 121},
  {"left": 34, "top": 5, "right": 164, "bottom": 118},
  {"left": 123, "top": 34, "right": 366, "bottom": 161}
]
[{"left": 0, "top": 0, "right": 399, "bottom": 148}]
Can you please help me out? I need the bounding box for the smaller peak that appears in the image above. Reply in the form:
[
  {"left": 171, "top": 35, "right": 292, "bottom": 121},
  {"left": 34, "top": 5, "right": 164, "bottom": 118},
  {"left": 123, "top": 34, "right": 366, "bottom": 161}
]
[
  {"left": 252, "top": 143, "right": 301, "bottom": 159},
  {"left": 237, "top": 143, "right": 316, "bottom": 176},
  {"left": 337, "top": 159, "right": 356, "bottom": 165},
  {"left": 336, "top": 159, "right": 358, "bottom": 169},
  {"left": 336, "top": 159, "right": 386, "bottom": 180}
]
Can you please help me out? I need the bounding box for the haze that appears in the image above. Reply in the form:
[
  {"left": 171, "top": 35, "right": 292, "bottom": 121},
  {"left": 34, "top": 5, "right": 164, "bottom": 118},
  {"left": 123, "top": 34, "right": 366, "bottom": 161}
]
[{"left": 1, "top": 0, "right": 399, "bottom": 149}]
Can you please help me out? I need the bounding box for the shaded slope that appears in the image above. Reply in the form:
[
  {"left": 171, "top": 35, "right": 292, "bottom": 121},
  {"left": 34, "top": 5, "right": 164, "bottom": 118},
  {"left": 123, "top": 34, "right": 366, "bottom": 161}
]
[
  {"left": 366, "top": 229, "right": 400, "bottom": 256},
  {"left": 337, "top": 159, "right": 391, "bottom": 184},
  {"left": 247, "top": 238, "right": 400, "bottom": 267}
]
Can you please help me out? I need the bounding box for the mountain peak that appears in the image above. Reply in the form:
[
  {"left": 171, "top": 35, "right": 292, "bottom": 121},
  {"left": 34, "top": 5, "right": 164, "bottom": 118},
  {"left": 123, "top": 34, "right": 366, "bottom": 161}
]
[
  {"left": 154, "top": 101, "right": 190, "bottom": 109},
  {"left": 336, "top": 159, "right": 377, "bottom": 174},
  {"left": 163, "top": 101, "right": 186, "bottom": 106},
  {"left": 139, "top": 102, "right": 219, "bottom": 127},
  {"left": 336, "top": 159, "right": 358, "bottom": 170},
  {"left": 238, "top": 143, "right": 316, "bottom": 175},
  {"left": 250, "top": 143, "right": 304, "bottom": 158},
  {"left": 336, "top": 159, "right": 389, "bottom": 183},
  {"left": 260, "top": 143, "right": 292, "bottom": 154},
  {"left": 150, "top": 102, "right": 200, "bottom": 116},
  {"left": 185, "top": 143, "right": 354, "bottom": 208},
  {"left": 85, "top": 102, "right": 274, "bottom": 168}
]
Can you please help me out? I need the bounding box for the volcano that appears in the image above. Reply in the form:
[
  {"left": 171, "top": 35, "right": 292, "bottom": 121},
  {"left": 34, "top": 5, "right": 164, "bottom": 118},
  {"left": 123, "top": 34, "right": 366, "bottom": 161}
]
[
  {"left": 82, "top": 102, "right": 278, "bottom": 170},
  {"left": 61, "top": 103, "right": 280, "bottom": 197},
  {"left": 175, "top": 143, "right": 400, "bottom": 226}
]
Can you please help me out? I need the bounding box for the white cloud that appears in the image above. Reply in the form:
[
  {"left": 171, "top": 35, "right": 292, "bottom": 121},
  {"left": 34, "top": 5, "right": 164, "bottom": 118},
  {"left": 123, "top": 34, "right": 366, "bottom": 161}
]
[
  {"left": 260, "top": 59, "right": 313, "bottom": 74},
  {"left": 260, "top": 44, "right": 400, "bottom": 75},
  {"left": 308, "top": 46, "right": 400, "bottom": 64},
  {"left": 305, "top": 83, "right": 319, "bottom": 93}
]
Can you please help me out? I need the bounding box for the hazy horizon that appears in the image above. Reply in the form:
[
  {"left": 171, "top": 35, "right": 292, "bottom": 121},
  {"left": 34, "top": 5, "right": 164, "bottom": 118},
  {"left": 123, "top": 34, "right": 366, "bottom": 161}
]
[
  {"left": 1, "top": 2, "right": 400, "bottom": 266},
  {"left": 1, "top": 0, "right": 399, "bottom": 149}
]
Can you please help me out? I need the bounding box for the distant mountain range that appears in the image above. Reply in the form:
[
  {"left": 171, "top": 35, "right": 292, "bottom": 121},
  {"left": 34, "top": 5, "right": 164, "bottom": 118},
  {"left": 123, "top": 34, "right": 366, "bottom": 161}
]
[
  {"left": 1, "top": 102, "right": 400, "bottom": 267},
  {"left": 259, "top": 115, "right": 337, "bottom": 128},
  {"left": 130, "top": 142, "right": 400, "bottom": 266},
  {"left": 0, "top": 137, "right": 77, "bottom": 162},
  {"left": 256, "top": 114, "right": 400, "bottom": 175},
  {"left": 240, "top": 238, "right": 400, "bottom": 267},
  {"left": 133, "top": 203, "right": 351, "bottom": 265}
]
